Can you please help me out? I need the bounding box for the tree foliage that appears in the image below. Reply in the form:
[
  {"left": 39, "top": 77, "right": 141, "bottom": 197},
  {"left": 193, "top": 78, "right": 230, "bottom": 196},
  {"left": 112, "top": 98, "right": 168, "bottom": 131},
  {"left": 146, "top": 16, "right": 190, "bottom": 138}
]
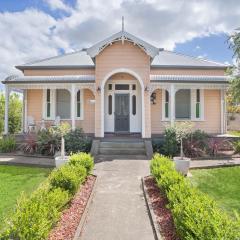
[
  {"left": 228, "top": 29, "right": 240, "bottom": 104},
  {"left": 0, "top": 92, "right": 22, "bottom": 135}
]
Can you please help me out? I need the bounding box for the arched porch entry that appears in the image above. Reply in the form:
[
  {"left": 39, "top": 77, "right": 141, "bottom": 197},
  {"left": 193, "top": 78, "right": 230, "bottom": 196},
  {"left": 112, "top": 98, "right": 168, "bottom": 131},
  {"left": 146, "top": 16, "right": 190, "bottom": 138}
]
[{"left": 101, "top": 68, "right": 145, "bottom": 137}]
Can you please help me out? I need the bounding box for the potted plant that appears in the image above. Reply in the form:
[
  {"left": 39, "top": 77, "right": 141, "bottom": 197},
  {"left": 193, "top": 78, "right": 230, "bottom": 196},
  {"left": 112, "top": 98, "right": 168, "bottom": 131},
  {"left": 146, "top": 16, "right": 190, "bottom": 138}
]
[
  {"left": 172, "top": 122, "right": 193, "bottom": 175},
  {"left": 53, "top": 122, "right": 71, "bottom": 168}
]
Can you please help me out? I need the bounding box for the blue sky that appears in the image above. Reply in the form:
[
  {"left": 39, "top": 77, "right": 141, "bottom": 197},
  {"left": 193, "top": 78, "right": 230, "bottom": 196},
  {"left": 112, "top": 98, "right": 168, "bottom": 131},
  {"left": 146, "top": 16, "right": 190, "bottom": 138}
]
[{"left": 0, "top": 0, "right": 238, "bottom": 89}]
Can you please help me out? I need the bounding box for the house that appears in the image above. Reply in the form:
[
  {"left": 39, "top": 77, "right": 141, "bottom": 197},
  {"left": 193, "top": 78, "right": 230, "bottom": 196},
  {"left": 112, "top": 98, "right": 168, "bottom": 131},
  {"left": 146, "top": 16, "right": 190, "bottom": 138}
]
[{"left": 2, "top": 29, "right": 229, "bottom": 139}]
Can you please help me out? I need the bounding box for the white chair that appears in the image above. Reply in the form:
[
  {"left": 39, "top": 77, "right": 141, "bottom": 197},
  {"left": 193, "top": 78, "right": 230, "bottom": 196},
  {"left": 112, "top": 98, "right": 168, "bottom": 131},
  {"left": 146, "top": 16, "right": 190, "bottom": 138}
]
[
  {"left": 40, "top": 119, "right": 46, "bottom": 131},
  {"left": 52, "top": 116, "right": 61, "bottom": 127},
  {"left": 27, "top": 116, "right": 36, "bottom": 132}
]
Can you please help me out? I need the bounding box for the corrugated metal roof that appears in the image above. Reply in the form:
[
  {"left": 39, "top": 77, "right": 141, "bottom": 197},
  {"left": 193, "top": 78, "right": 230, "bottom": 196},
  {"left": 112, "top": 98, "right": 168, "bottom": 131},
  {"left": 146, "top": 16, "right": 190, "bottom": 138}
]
[
  {"left": 151, "top": 50, "right": 228, "bottom": 68},
  {"left": 3, "top": 75, "right": 95, "bottom": 84},
  {"left": 150, "top": 74, "right": 230, "bottom": 83},
  {"left": 16, "top": 50, "right": 94, "bottom": 69}
]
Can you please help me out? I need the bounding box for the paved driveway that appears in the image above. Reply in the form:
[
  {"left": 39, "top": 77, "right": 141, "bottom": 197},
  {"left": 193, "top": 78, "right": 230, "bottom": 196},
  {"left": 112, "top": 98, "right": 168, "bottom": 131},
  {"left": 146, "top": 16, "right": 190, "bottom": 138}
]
[{"left": 78, "top": 159, "right": 155, "bottom": 240}]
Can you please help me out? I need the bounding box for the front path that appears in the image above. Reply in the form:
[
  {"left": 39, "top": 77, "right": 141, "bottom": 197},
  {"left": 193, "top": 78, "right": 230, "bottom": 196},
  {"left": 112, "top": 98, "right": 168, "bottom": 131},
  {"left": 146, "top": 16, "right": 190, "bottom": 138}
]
[{"left": 78, "top": 159, "right": 155, "bottom": 240}]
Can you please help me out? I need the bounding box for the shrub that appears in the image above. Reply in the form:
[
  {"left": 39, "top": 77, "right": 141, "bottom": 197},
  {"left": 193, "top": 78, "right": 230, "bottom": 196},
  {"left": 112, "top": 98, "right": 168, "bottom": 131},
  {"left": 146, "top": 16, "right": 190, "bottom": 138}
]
[
  {"left": 49, "top": 164, "right": 86, "bottom": 195},
  {"left": 37, "top": 129, "right": 61, "bottom": 156},
  {"left": 233, "top": 140, "right": 240, "bottom": 153},
  {"left": 20, "top": 134, "right": 38, "bottom": 154},
  {"left": 152, "top": 138, "right": 165, "bottom": 154},
  {"left": 207, "top": 138, "right": 228, "bottom": 157},
  {"left": 0, "top": 136, "right": 16, "bottom": 152},
  {"left": 1, "top": 186, "right": 69, "bottom": 240},
  {"left": 150, "top": 155, "right": 240, "bottom": 240},
  {"left": 162, "top": 127, "right": 179, "bottom": 157},
  {"left": 69, "top": 152, "right": 94, "bottom": 174},
  {"left": 65, "top": 128, "right": 92, "bottom": 154}
]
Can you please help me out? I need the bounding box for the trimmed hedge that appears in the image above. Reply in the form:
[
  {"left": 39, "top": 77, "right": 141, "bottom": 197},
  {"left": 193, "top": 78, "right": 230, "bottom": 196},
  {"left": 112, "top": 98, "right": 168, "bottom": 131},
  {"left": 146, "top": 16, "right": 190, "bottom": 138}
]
[
  {"left": 0, "top": 153, "right": 94, "bottom": 240},
  {"left": 150, "top": 154, "right": 240, "bottom": 240},
  {"left": 69, "top": 152, "right": 94, "bottom": 175}
]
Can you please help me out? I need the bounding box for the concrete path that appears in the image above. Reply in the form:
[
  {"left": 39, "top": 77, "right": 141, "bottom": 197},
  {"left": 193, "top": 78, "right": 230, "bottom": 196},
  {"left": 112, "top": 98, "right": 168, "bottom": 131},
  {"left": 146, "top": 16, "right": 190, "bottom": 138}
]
[
  {"left": 78, "top": 159, "right": 155, "bottom": 240},
  {"left": 0, "top": 154, "right": 55, "bottom": 167},
  {"left": 190, "top": 158, "right": 240, "bottom": 169}
]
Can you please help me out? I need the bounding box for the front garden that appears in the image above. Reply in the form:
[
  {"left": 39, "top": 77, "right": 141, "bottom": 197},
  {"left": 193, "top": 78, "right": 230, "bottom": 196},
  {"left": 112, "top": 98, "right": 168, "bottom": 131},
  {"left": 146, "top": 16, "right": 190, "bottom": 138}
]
[
  {"left": 152, "top": 123, "right": 240, "bottom": 159},
  {"left": 0, "top": 152, "right": 95, "bottom": 240},
  {"left": 0, "top": 125, "right": 92, "bottom": 156},
  {"left": 147, "top": 154, "right": 240, "bottom": 240}
]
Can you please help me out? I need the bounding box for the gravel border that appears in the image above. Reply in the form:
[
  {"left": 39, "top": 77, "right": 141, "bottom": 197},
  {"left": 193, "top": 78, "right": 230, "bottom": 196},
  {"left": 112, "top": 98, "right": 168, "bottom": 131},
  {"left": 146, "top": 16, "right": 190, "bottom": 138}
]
[
  {"left": 142, "top": 177, "right": 163, "bottom": 240},
  {"left": 48, "top": 175, "right": 97, "bottom": 240},
  {"left": 73, "top": 175, "right": 98, "bottom": 240}
]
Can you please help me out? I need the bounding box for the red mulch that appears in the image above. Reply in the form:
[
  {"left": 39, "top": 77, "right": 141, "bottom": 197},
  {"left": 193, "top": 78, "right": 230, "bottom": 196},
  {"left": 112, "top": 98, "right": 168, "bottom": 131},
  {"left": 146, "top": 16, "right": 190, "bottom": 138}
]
[
  {"left": 48, "top": 175, "right": 96, "bottom": 240},
  {"left": 144, "top": 176, "right": 179, "bottom": 240}
]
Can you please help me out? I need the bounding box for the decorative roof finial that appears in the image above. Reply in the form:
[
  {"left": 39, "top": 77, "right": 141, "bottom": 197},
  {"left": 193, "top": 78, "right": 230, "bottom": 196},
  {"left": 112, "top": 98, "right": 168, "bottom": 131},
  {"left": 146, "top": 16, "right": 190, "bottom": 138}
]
[{"left": 122, "top": 16, "right": 124, "bottom": 32}]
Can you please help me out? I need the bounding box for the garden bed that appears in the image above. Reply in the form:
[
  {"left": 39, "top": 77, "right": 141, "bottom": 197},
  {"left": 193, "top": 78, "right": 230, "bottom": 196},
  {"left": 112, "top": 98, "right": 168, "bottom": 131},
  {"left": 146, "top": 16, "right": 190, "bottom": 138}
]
[
  {"left": 143, "top": 176, "right": 179, "bottom": 240},
  {"left": 49, "top": 175, "right": 96, "bottom": 240}
]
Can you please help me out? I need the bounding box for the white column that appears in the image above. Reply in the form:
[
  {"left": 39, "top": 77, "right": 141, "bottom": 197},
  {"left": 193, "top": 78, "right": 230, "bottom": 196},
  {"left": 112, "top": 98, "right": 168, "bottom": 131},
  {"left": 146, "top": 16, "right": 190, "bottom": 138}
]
[
  {"left": 71, "top": 84, "right": 76, "bottom": 130},
  {"left": 220, "top": 89, "right": 226, "bottom": 134},
  {"left": 24, "top": 90, "right": 28, "bottom": 132},
  {"left": 170, "top": 84, "right": 175, "bottom": 126},
  {"left": 4, "top": 86, "right": 9, "bottom": 135}
]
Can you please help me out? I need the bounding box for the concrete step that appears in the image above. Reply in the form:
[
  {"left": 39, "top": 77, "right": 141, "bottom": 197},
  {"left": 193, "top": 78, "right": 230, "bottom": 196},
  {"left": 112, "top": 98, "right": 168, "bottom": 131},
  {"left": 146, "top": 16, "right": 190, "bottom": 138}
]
[
  {"left": 100, "top": 141, "right": 145, "bottom": 149},
  {"left": 96, "top": 154, "right": 148, "bottom": 161},
  {"left": 99, "top": 147, "right": 146, "bottom": 155}
]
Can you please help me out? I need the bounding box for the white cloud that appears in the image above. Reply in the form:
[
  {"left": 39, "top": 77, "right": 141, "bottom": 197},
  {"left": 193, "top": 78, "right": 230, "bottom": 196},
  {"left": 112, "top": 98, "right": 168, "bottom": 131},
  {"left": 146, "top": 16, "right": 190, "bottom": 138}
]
[
  {"left": 43, "top": 0, "right": 72, "bottom": 13},
  {"left": 0, "top": 0, "right": 240, "bottom": 89},
  {"left": 196, "top": 45, "right": 201, "bottom": 50}
]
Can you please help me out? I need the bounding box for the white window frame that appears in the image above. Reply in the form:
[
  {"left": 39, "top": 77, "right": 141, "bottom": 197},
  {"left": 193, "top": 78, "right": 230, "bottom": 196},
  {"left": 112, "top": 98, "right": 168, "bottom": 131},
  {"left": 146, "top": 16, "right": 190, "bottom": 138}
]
[
  {"left": 191, "top": 89, "right": 204, "bottom": 121},
  {"left": 42, "top": 89, "right": 56, "bottom": 120},
  {"left": 162, "top": 89, "right": 170, "bottom": 121},
  {"left": 76, "top": 89, "right": 84, "bottom": 120}
]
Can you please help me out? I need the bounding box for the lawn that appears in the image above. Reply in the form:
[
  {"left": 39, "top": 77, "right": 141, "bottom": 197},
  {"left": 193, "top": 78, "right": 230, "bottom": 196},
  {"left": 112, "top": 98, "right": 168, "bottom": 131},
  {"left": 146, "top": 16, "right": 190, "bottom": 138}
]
[
  {"left": 0, "top": 165, "right": 52, "bottom": 224},
  {"left": 228, "top": 130, "right": 240, "bottom": 137},
  {"left": 191, "top": 166, "right": 240, "bottom": 215}
]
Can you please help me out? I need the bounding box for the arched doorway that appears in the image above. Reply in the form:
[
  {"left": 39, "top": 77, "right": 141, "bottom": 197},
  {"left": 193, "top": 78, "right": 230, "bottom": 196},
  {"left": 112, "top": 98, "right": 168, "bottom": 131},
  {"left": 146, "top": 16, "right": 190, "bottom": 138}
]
[{"left": 101, "top": 68, "right": 144, "bottom": 137}]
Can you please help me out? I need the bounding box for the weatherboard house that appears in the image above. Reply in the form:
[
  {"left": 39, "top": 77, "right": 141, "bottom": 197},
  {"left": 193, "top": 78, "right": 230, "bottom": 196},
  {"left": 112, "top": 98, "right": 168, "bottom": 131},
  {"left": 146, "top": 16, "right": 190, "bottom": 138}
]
[{"left": 2, "top": 28, "right": 229, "bottom": 138}]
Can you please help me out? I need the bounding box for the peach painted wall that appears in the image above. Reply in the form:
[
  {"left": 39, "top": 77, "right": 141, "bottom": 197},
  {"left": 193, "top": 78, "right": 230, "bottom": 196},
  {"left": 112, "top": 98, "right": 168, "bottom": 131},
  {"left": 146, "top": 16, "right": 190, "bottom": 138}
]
[
  {"left": 24, "top": 69, "right": 95, "bottom": 76},
  {"left": 151, "top": 89, "right": 221, "bottom": 134},
  {"left": 76, "top": 89, "right": 95, "bottom": 133},
  {"left": 27, "top": 89, "right": 43, "bottom": 122},
  {"left": 95, "top": 41, "right": 151, "bottom": 137},
  {"left": 150, "top": 68, "right": 226, "bottom": 76}
]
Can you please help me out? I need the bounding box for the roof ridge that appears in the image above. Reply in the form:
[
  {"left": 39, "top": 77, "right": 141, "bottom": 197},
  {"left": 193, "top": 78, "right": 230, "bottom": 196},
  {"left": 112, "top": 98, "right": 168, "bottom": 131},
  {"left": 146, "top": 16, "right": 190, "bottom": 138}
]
[{"left": 163, "top": 50, "right": 228, "bottom": 66}]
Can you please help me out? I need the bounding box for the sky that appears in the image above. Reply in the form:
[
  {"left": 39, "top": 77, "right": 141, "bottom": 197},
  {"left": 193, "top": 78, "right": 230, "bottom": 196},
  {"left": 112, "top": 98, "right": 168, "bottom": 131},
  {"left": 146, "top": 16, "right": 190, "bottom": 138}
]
[{"left": 0, "top": 0, "right": 239, "bottom": 90}]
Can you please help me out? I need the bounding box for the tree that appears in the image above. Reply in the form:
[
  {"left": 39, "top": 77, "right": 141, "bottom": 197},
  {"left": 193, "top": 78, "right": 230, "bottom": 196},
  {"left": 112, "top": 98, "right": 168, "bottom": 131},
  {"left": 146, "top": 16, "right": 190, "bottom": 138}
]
[
  {"left": 0, "top": 92, "right": 22, "bottom": 135},
  {"left": 228, "top": 29, "right": 240, "bottom": 103}
]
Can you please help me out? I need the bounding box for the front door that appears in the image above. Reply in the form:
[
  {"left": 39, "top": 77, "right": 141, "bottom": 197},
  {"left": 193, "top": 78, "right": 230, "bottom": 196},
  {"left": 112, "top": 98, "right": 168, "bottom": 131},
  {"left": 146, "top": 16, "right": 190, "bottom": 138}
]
[{"left": 115, "top": 94, "right": 130, "bottom": 132}]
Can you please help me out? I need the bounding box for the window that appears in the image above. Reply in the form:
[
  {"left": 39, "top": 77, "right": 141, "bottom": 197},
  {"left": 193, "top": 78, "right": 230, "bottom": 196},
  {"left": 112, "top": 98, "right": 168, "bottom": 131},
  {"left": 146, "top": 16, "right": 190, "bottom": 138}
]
[
  {"left": 132, "top": 84, "right": 136, "bottom": 90},
  {"left": 108, "top": 95, "right": 112, "bottom": 115},
  {"left": 115, "top": 84, "right": 129, "bottom": 90},
  {"left": 108, "top": 84, "right": 112, "bottom": 90},
  {"left": 175, "top": 89, "right": 191, "bottom": 119},
  {"left": 46, "top": 89, "right": 51, "bottom": 118},
  {"left": 165, "top": 90, "right": 169, "bottom": 118},
  {"left": 56, "top": 89, "right": 70, "bottom": 119},
  {"left": 77, "top": 90, "right": 81, "bottom": 118},
  {"left": 196, "top": 89, "right": 200, "bottom": 118},
  {"left": 132, "top": 95, "right": 136, "bottom": 115}
]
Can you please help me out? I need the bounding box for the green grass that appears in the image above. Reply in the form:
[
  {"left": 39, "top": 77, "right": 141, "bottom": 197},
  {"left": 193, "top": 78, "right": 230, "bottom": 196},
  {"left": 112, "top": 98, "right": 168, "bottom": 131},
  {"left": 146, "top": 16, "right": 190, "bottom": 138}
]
[
  {"left": 191, "top": 166, "right": 240, "bottom": 215},
  {"left": 228, "top": 130, "right": 240, "bottom": 137},
  {"left": 0, "top": 165, "right": 52, "bottom": 224}
]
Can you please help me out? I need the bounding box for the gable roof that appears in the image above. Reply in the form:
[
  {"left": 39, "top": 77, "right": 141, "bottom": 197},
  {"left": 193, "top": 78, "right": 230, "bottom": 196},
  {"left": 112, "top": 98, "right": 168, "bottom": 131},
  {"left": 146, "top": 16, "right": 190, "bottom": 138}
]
[
  {"left": 151, "top": 50, "right": 228, "bottom": 69},
  {"left": 86, "top": 30, "right": 160, "bottom": 59},
  {"left": 16, "top": 50, "right": 94, "bottom": 70}
]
